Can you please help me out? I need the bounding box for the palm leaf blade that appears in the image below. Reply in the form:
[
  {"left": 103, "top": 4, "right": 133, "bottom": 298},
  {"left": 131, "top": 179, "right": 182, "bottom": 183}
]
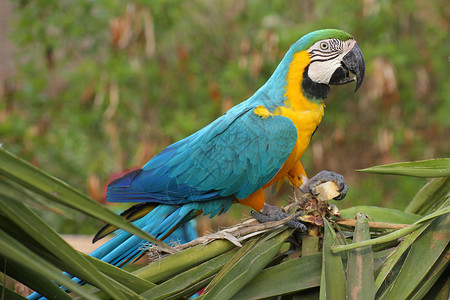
[
  {"left": 202, "top": 228, "right": 293, "bottom": 299},
  {"left": 358, "top": 158, "right": 450, "bottom": 177},
  {"left": 346, "top": 213, "right": 376, "bottom": 300},
  {"left": 233, "top": 252, "right": 322, "bottom": 299},
  {"left": 320, "top": 219, "right": 346, "bottom": 300},
  {"left": 385, "top": 212, "right": 450, "bottom": 299}
]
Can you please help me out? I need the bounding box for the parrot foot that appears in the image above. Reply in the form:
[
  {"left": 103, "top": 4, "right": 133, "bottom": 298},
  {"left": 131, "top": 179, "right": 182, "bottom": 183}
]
[
  {"left": 251, "top": 203, "right": 307, "bottom": 233},
  {"left": 299, "top": 170, "right": 348, "bottom": 200}
]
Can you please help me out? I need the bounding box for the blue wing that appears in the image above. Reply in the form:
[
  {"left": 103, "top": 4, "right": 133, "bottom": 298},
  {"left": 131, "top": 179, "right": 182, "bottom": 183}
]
[{"left": 107, "top": 104, "right": 298, "bottom": 208}]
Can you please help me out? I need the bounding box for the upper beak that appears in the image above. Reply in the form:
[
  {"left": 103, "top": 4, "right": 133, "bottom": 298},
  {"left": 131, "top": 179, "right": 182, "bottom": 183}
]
[{"left": 329, "top": 43, "right": 365, "bottom": 92}]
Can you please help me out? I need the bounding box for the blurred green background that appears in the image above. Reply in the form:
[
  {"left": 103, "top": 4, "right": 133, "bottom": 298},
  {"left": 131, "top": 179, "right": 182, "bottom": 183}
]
[{"left": 0, "top": 0, "right": 448, "bottom": 235}]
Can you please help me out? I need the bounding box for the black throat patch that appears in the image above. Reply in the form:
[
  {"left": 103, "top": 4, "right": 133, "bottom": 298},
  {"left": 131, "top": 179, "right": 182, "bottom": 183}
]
[{"left": 301, "top": 66, "right": 331, "bottom": 100}]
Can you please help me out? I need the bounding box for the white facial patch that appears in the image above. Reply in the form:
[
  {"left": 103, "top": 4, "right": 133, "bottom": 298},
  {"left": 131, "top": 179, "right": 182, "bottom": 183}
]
[{"left": 307, "top": 39, "right": 356, "bottom": 84}]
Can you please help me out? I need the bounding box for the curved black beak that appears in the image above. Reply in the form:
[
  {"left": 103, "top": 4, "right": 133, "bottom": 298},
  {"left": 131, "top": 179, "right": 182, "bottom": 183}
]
[{"left": 329, "top": 43, "right": 365, "bottom": 92}]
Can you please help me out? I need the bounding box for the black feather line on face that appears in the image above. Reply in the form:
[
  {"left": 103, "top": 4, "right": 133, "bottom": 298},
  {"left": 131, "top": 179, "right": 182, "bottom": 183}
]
[
  {"left": 309, "top": 52, "right": 341, "bottom": 62},
  {"left": 301, "top": 65, "right": 330, "bottom": 100}
]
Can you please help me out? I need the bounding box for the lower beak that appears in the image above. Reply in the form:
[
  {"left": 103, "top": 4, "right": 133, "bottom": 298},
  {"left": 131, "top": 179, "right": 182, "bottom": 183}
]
[{"left": 329, "top": 44, "right": 365, "bottom": 92}]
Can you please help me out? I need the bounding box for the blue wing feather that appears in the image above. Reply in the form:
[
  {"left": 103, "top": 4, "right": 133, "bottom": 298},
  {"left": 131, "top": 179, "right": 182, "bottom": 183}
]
[{"left": 107, "top": 104, "right": 297, "bottom": 207}]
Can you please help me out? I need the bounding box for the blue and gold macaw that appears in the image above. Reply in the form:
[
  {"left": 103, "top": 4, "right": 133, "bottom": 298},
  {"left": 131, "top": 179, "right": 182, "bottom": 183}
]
[
  {"left": 29, "top": 28, "right": 364, "bottom": 299},
  {"left": 91, "top": 28, "right": 364, "bottom": 263}
]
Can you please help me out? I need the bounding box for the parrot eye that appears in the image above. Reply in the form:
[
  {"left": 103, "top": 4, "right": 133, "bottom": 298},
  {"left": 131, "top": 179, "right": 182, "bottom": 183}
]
[{"left": 320, "top": 42, "right": 329, "bottom": 50}]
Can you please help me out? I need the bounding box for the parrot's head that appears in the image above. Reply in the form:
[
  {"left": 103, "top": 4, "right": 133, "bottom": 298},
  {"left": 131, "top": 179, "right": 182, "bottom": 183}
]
[{"left": 285, "top": 29, "right": 365, "bottom": 100}]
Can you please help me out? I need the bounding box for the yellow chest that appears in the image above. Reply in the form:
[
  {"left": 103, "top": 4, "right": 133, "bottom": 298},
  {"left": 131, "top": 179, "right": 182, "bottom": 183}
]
[{"left": 275, "top": 104, "right": 324, "bottom": 161}]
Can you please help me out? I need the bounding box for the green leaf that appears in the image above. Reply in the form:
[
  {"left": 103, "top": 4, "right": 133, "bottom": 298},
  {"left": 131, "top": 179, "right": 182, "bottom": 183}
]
[
  {"left": 75, "top": 253, "right": 157, "bottom": 299},
  {"left": 0, "top": 177, "right": 65, "bottom": 215},
  {"left": 0, "top": 229, "right": 97, "bottom": 300},
  {"left": 421, "top": 268, "right": 450, "bottom": 300},
  {"left": 202, "top": 228, "right": 293, "bottom": 299},
  {"left": 340, "top": 206, "right": 421, "bottom": 224},
  {"left": 346, "top": 213, "right": 376, "bottom": 300},
  {"left": 0, "top": 147, "right": 168, "bottom": 250},
  {"left": 409, "top": 246, "right": 450, "bottom": 300},
  {"left": 302, "top": 236, "right": 320, "bottom": 256},
  {"left": 0, "top": 281, "right": 28, "bottom": 300},
  {"left": 134, "top": 239, "right": 236, "bottom": 283},
  {"left": 1, "top": 235, "right": 144, "bottom": 300},
  {"left": 233, "top": 252, "right": 322, "bottom": 299},
  {"left": 375, "top": 221, "right": 430, "bottom": 289},
  {"left": 81, "top": 254, "right": 156, "bottom": 293},
  {"left": 319, "top": 250, "right": 326, "bottom": 300},
  {"left": 412, "top": 203, "right": 450, "bottom": 224},
  {"left": 357, "top": 158, "right": 450, "bottom": 177},
  {"left": 373, "top": 247, "right": 397, "bottom": 272},
  {"left": 334, "top": 224, "right": 420, "bottom": 254},
  {"left": 0, "top": 258, "right": 73, "bottom": 300},
  {"left": 384, "top": 212, "right": 450, "bottom": 300},
  {"left": 141, "top": 249, "right": 238, "bottom": 299},
  {"left": 202, "top": 236, "right": 260, "bottom": 293},
  {"left": 0, "top": 195, "right": 131, "bottom": 300},
  {"left": 320, "top": 219, "right": 346, "bottom": 300},
  {"left": 405, "top": 177, "right": 450, "bottom": 215},
  {"left": 333, "top": 204, "right": 450, "bottom": 253}
]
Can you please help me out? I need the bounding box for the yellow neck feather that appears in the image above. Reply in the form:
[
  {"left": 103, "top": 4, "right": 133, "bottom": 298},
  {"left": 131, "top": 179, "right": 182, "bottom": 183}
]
[{"left": 283, "top": 50, "right": 324, "bottom": 112}]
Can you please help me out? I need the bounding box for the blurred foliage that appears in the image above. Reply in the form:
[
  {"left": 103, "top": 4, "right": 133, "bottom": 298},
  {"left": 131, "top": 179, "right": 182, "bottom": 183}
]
[{"left": 0, "top": 0, "right": 449, "bottom": 233}]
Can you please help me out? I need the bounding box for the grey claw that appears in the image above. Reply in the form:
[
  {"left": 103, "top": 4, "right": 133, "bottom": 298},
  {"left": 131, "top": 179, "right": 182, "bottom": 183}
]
[
  {"left": 285, "top": 219, "right": 308, "bottom": 232},
  {"left": 252, "top": 204, "right": 307, "bottom": 233},
  {"left": 300, "top": 170, "right": 348, "bottom": 201},
  {"left": 251, "top": 210, "right": 265, "bottom": 221},
  {"left": 334, "top": 182, "right": 348, "bottom": 200}
]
